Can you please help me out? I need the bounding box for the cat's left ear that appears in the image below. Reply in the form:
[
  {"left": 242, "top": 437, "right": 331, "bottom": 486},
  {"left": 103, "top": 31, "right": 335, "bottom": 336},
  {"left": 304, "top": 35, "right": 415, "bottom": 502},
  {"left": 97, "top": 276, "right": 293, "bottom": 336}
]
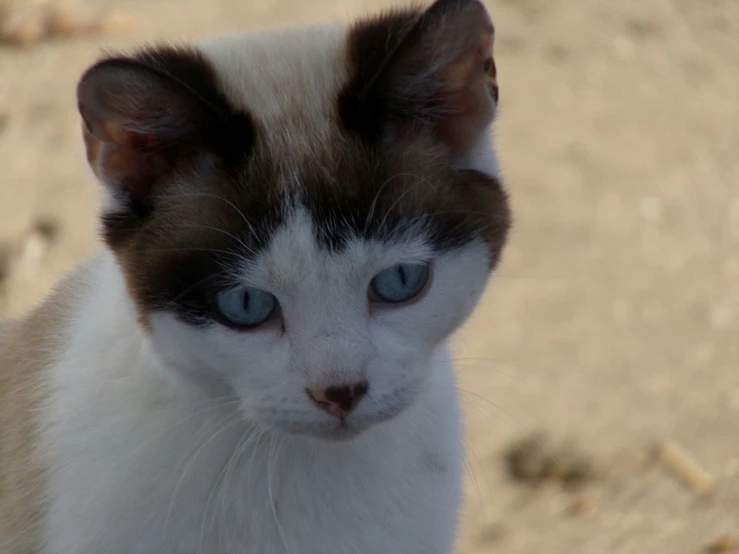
[
  {"left": 341, "top": 0, "right": 498, "bottom": 158},
  {"left": 77, "top": 48, "right": 251, "bottom": 215}
]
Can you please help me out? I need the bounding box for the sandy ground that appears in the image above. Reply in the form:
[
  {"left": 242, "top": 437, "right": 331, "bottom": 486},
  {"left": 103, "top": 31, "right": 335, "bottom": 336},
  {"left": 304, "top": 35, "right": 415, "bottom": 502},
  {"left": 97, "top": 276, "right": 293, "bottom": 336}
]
[{"left": 1, "top": 0, "right": 738, "bottom": 552}]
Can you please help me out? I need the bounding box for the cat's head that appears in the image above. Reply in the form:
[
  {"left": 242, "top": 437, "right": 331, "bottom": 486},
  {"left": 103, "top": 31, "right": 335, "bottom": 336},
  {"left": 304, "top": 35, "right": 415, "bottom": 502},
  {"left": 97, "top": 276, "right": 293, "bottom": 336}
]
[{"left": 77, "top": 0, "right": 510, "bottom": 440}]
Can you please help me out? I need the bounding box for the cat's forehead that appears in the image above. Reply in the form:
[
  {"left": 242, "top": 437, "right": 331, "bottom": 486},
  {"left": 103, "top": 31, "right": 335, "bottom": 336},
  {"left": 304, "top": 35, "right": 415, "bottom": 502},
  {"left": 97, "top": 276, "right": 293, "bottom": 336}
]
[
  {"left": 245, "top": 208, "right": 432, "bottom": 287},
  {"left": 196, "top": 25, "right": 362, "bottom": 192},
  {"left": 198, "top": 24, "right": 348, "bottom": 153}
]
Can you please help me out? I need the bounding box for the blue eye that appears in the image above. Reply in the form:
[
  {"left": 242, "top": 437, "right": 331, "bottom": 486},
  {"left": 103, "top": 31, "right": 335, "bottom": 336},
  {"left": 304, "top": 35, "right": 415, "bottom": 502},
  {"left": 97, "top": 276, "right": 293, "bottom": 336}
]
[
  {"left": 214, "top": 286, "right": 277, "bottom": 327},
  {"left": 370, "top": 263, "right": 430, "bottom": 303}
]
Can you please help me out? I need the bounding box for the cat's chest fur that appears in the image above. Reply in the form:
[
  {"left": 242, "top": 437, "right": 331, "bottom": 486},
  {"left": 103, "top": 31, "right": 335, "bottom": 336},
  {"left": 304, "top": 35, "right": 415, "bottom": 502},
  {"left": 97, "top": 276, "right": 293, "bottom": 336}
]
[{"left": 39, "top": 258, "right": 462, "bottom": 554}]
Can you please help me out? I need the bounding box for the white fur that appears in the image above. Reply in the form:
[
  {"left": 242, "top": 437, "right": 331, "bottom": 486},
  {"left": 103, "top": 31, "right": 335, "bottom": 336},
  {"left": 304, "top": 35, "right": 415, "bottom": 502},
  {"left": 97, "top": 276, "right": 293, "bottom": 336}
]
[
  {"left": 461, "top": 130, "right": 502, "bottom": 183},
  {"left": 39, "top": 210, "right": 493, "bottom": 553}
]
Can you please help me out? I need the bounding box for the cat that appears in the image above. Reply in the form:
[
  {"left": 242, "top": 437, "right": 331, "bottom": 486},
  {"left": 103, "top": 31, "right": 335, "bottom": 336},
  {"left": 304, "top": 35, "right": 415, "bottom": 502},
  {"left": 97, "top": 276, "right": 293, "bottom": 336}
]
[{"left": 0, "top": 0, "right": 510, "bottom": 552}]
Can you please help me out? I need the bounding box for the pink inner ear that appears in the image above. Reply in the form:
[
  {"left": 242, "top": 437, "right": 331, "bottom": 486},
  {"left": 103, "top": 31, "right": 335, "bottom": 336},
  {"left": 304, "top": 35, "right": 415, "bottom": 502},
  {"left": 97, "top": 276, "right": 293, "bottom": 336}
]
[
  {"left": 81, "top": 104, "right": 164, "bottom": 151},
  {"left": 432, "top": 2, "right": 498, "bottom": 157},
  {"left": 100, "top": 143, "right": 173, "bottom": 204},
  {"left": 78, "top": 65, "right": 198, "bottom": 203},
  {"left": 82, "top": 120, "right": 172, "bottom": 204}
]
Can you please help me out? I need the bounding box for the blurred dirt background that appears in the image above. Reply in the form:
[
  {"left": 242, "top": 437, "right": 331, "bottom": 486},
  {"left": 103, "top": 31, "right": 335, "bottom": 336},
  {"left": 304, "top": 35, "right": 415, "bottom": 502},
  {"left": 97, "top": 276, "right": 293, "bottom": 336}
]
[{"left": 1, "top": 0, "right": 738, "bottom": 552}]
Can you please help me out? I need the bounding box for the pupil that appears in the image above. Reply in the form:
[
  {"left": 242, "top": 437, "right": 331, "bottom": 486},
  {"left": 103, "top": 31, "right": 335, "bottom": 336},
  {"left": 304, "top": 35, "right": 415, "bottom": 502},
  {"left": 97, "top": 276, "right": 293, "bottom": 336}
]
[
  {"left": 398, "top": 265, "right": 407, "bottom": 286},
  {"left": 242, "top": 291, "right": 250, "bottom": 311}
]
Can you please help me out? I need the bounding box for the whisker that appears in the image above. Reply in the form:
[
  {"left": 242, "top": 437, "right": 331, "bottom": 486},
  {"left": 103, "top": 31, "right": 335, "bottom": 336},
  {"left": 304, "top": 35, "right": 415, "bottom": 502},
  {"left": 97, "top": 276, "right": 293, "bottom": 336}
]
[
  {"left": 376, "top": 174, "right": 439, "bottom": 236},
  {"left": 268, "top": 434, "right": 293, "bottom": 554},
  {"left": 422, "top": 209, "right": 511, "bottom": 221},
  {"left": 134, "top": 396, "right": 241, "bottom": 454},
  {"left": 164, "top": 411, "right": 245, "bottom": 538},
  {"left": 452, "top": 361, "right": 528, "bottom": 383},
  {"left": 460, "top": 435, "right": 494, "bottom": 517},
  {"left": 199, "top": 422, "right": 262, "bottom": 553},
  {"left": 363, "top": 172, "right": 427, "bottom": 237},
  {"left": 430, "top": 383, "right": 566, "bottom": 468},
  {"left": 145, "top": 247, "right": 238, "bottom": 257},
  {"left": 453, "top": 357, "right": 586, "bottom": 395},
  {"left": 218, "top": 424, "right": 267, "bottom": 523},
  {"left": 155, "top": 222, "right": 253, "bottom": 254},
  {"left": 458, "top": 389, "right": 525, "bottom": 429},
  {"left": 415, "top": 402, "right": 492, "bottom": 518},
  {"left": 155, "top": 192, "right": 258, "bottom": 239},
  {"left": 169, "top": 272, "right": 230, "bottom": 305}
]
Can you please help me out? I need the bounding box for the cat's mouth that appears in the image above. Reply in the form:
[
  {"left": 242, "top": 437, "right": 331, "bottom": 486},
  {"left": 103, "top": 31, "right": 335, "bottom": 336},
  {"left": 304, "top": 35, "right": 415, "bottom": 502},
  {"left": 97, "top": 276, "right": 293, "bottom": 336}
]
[
  {"left": 267, "top": 412, "right": 384, "bottom": 442},
  {"left": 301, "top": 415, "right": 375, "bottom": 441},
  {"left": 321, "top": 423, "right": 365, "bottom": 442},
  {"left": 310, "top": 405, "right": 412, "bottom": 441}
]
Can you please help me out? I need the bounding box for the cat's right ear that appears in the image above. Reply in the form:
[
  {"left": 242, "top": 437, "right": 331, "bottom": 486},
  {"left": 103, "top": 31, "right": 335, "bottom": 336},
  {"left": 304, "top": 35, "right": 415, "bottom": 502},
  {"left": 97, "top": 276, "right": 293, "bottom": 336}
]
[
  {"left": 340, "top": 0, "right": 498, "bottom": 159},
  {"left": 77, "top": 48, "right": 251, "bottom": 215}
]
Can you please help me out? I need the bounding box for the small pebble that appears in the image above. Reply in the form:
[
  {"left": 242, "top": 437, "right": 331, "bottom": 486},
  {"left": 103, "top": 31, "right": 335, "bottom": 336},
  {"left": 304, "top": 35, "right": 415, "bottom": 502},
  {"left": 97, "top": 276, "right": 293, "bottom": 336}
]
[
  {"left": 654, "top": 440, "right": 716, "bottom": 498},
  {"left": 504, "top": 432, "right": 597, "bottom": 490},
  {"left": 558, "top": 458, "right": 595, "bottom": 490},
  {"left": 504, "top": 433, "right": 556, "bottom": 485}
]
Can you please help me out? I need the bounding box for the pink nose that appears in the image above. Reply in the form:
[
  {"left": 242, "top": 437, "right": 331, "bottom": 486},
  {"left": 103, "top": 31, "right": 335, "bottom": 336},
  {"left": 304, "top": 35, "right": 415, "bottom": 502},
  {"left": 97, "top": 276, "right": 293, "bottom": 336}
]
[{"left": 307, "top": 381, "right": 369, "bottom": 419}]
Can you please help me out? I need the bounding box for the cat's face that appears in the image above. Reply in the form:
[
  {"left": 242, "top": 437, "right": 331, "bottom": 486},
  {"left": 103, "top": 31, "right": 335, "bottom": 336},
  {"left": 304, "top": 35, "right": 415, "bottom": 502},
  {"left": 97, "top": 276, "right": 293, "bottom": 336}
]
[{"left": 77, "top": 0, "right": 510, "bottom": 440}]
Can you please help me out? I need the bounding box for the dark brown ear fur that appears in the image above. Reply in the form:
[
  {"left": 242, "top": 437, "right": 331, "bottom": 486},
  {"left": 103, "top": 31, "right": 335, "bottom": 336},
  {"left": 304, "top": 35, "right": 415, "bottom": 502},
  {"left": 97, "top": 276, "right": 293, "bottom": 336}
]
[
  {"left": 77, "top": 46, "right": 253, "bottom": 215},
  {"left": 339, "top": 0, "right": 498, "bottom": 156}
]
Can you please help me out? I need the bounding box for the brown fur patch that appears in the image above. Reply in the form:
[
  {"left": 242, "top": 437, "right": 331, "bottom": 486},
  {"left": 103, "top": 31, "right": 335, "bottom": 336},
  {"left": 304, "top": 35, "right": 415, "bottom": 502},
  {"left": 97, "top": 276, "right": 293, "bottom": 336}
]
[{"left": 0, "top": 264, "right": 90, "bottom": 553}]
